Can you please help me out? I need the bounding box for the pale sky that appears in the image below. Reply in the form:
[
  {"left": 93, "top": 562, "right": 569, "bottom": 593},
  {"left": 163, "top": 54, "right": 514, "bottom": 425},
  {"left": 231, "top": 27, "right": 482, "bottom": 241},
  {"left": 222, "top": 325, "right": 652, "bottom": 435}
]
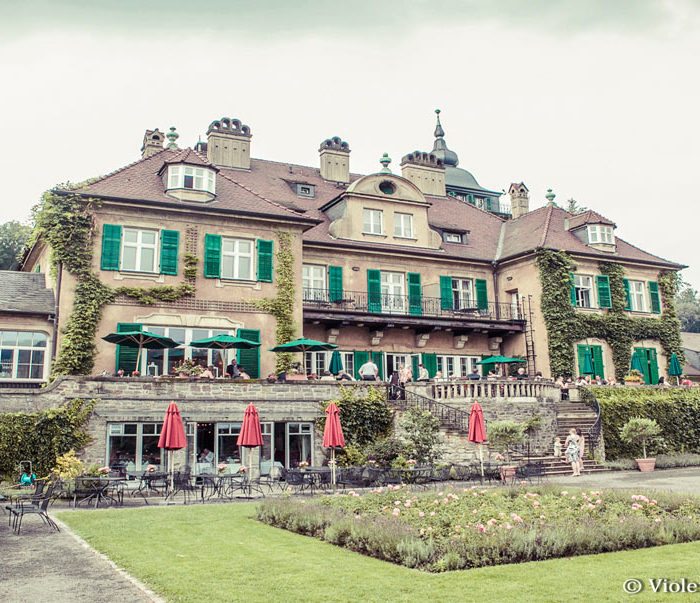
[{"left": 2, "top": 0, "right": 698, "bottom": 286}]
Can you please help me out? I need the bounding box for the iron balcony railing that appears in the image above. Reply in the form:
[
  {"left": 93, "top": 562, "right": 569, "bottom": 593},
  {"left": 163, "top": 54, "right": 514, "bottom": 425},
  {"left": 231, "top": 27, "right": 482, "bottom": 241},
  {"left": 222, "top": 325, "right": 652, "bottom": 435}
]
[{"left": 302, "top": 288, "right": 525, "bottom": 322}]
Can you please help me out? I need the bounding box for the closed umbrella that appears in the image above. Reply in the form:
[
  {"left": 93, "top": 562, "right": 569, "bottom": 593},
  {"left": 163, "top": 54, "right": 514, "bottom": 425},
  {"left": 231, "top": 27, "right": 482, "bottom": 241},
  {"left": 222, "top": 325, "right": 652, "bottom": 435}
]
[
  {"left": 669, "top": 353, "right": 683, "bottom": 385},
  {"left": 189, "top": 334, "right": 261, "bottom": 376},
  {"left": 630, "top": 352, "right": 645, "bottom": 374},
  {"left": 328, "top": 350, "right": 344, "bottom": 375},
  {"left": 102, "top": 330, "right": 180, "bottom": 375},
  {"left": 468, "top": 401, "right": 487, "bottom": 477},
  {"left": 323, "top": 402, "right": 345, "bottom": 486},
  {"left": 270, "top": 338, "right": 338, "bottom": 374},
  {"left": 581, "top": 349, "right": 595, "bottom": 375},
  {"left": 157, "top": 402, "right": 187, "bottom": 492},
  {"left": 237, "top": 403, "right": 264, "bottom": 493}
]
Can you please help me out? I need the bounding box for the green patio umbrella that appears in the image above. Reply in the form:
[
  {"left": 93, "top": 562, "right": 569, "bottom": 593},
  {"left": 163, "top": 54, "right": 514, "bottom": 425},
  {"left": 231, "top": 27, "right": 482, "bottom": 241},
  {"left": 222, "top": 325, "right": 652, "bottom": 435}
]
[
  {"left": 328, "top": 350, "right": 344, "bottom": 375},
  {"left": 476, "top": 356, "right": 526, "bottom": 365},
  {"left": 581, "top": 349, "right": 595, "bottom": 375},
  {"left": 189, "top": 334, "right": 262, "bottom": 377},
  {"left": 669, "top": 353, "right": 683, "bottom": 385},
  {"left": 270, "top": 338, "right": 338, "bottom": 375},
  {"left": 630, "top": 352, "right": 645, "bottom": 374},
  {"left": 102, "top": 330, "right": 180, "bottom": 374}
]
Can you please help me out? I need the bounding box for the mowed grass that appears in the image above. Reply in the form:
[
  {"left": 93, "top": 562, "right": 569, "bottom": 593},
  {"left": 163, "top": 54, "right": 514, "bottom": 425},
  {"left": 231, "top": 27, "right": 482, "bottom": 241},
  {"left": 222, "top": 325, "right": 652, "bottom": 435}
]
[{"left": 58, "top": 503, "right": 700, "bottom": 603}]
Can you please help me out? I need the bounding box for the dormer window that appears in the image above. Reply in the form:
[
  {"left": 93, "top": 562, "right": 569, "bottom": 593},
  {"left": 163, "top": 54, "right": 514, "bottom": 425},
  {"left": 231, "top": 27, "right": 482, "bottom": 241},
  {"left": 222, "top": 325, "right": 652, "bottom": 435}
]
[
  {"left": 296, "top": 184, "right": 315, "bottom": 198},
  {"left": 167, "top": 165, "right": 216, "bottom": 194},
  {"left": 443, "top": 232, "right": 465, "bottom": 244},
  {"left": 587, "top": 224, "right": 614, "bottom": 244}
]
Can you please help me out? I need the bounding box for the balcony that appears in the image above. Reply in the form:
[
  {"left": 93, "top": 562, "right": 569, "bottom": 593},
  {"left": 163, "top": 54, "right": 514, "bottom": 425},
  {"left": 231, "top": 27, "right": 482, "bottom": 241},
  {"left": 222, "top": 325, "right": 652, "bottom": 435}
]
[{"left": 302, "top": 289, "right": 526, "bottom": 334}]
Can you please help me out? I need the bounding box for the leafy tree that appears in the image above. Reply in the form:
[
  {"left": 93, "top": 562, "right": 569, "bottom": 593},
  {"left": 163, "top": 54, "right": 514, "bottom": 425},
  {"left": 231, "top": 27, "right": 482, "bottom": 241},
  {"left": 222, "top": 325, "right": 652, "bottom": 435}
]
[
  {"left": 0, "top": 220, "right": 32, "bottom": 270},
  {"left": 399, "top": 407, "right": 443, "bottom": 464},
  {"left": 620, "top": 417, "right": 662, "bottom": 459},
  {"left": 676, "top": 280, "right": 700, "bottom": 333},
  {"left": 565, "top": 198, "right": 588, "bottom": 214}
]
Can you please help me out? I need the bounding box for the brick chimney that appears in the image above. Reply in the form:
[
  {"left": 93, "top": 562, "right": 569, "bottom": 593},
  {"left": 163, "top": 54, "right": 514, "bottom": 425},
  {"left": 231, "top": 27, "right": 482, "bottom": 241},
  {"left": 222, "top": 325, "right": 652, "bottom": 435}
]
[
  {"left": 400, "top": 151, "right": 445, "bottom": 196},
  {"left": 508, "top": 182, "right": 530, "bottom": 219},
  {"left": 206, "top": 117, "right": 252, "bottom": 169},
  {"left": 141, "top": 128, "right": 164, "bottom": 158},
  {"left": 319, "top": 137, "right": 350, "bottom": 183}
]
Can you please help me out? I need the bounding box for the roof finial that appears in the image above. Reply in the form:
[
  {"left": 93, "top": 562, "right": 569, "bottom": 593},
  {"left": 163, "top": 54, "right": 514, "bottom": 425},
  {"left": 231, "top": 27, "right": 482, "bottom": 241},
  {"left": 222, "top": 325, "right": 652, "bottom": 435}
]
[
  {"left": 434, "top": 108, "right": 445, "bottom": 139},
  {"left": 166, "top": 126, "right": 179, "bottom": 150},
  {"left": 379, "top": 152, "right": 392, "bottom": 173},
  {"left": 545, "top": 188, "right": 556, "bottom": 204}
]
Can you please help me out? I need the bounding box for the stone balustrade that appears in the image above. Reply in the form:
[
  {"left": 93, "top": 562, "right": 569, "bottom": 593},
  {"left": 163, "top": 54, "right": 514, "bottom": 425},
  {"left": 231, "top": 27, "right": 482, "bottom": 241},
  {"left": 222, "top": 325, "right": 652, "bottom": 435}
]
[{"left": 408, "top": 380, "right": 562, "bottom": 402}]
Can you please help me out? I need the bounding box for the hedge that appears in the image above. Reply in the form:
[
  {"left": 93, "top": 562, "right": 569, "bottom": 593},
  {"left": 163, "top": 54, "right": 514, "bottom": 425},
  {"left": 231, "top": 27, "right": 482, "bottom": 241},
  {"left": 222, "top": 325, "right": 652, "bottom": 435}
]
[
  {"left": 0, "top": 398, "right": 95, "bottom": 480},
  {"left": 588, "top": 387, "right": 700, "bottom": 460}
]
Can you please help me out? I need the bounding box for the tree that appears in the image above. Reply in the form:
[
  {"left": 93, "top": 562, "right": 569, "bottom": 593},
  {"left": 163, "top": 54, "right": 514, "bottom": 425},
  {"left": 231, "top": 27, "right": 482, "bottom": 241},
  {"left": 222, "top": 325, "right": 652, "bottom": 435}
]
[
  {"left": 565, "top": 198, "right": 588, "bottom": 214},
  {"left": 0, "top": 221, "right": 31, "bottom": 270},
  {"left": 676, "top": 280, "right": 700, "bottom": 333},
  {"left": 399, "top": 407, "right": 443, "bottom": 464}
]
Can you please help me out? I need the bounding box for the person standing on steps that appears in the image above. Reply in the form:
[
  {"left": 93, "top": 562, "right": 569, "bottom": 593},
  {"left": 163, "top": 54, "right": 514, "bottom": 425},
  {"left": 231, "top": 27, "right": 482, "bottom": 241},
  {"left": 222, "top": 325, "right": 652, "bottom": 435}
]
[
  {"left": 575, "top": 427, "right": 586, "bottom": 475},
  {"left": 564, "top": 428, "right": 581, "bottom": 477}
]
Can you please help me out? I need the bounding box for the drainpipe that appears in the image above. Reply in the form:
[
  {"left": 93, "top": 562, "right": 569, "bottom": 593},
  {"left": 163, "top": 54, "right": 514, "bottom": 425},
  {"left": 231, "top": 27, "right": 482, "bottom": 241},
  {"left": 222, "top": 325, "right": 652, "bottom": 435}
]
[
  {"left": 491, "top": 261, "right": 500, "bottom": 317},
  {"left": 51, "top": 261, "right": 62, "bottom": 362}
]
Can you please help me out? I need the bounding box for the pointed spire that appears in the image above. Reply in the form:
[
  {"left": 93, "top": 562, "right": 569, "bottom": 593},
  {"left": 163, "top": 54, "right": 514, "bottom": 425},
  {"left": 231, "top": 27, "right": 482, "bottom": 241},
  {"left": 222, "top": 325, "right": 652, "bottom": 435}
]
[
  {"left": 166, "top": 126, "right": 179, "bottom": 150},
  {"left": 379, "top": 152, "right": 392, "bottom": 174},
  {"left": 434, "top": 108, "right": 445, "bottom": 139}
]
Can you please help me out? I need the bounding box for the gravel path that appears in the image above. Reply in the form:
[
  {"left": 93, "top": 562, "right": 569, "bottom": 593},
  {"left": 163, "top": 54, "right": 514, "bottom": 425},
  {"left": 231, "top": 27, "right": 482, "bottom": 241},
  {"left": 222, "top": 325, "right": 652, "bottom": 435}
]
[{"left": 547, "top": 466, "right": 700, "bottom": 495}]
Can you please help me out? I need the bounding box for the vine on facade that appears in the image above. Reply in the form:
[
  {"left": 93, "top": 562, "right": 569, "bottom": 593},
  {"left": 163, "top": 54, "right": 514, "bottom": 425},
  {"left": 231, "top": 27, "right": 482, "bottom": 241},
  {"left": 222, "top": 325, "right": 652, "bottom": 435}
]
[{"left": 537, "top": 250, "right": 684, "bottom": 380}]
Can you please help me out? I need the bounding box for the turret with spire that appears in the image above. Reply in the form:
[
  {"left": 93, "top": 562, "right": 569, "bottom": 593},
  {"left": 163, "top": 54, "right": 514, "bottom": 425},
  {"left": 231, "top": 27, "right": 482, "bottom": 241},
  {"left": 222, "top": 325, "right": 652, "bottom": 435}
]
[{"left": 431, "top": 109, "right": 459, "bottom": 167}]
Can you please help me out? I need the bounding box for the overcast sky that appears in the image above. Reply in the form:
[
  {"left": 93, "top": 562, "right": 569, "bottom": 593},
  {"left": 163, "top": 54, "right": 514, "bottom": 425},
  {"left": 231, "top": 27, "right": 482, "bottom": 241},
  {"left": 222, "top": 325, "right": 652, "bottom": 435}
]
[{"left": 2, "top": 0, "right": 698, "bottom": 286}]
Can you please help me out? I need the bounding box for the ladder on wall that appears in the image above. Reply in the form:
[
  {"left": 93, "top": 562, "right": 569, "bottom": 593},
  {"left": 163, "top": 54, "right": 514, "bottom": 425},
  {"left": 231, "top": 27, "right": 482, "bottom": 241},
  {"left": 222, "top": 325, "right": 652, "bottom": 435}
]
[{"left": 524, "top": 294, "right": 537, "bottom": 375}]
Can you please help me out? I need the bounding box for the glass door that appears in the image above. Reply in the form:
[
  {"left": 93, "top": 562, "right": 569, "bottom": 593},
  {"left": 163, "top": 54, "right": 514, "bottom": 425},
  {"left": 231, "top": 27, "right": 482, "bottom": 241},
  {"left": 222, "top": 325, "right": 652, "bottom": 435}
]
[
  {"left": 381, "top": 272, "right": 405, "bottom": 314},
  {"left": 286, "top": 422, "right": 313, "bottom": 468}
]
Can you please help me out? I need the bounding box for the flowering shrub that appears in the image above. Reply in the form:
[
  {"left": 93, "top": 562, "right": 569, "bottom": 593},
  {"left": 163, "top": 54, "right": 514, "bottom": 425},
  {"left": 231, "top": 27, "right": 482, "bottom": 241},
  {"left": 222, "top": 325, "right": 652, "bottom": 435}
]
[
  {"left": 297, "top": 461, "right": 309, "bottom": 469},
  {"left": 238, "top": 465, "right": 247, "bottom": 474},
  {"left": 97, "top": 466, "right": 110, "bottom": 474},
  {"left": 217, "top": 463, "right": 228, "bottom": 474},
  {"left": 257, "top": 485, "right": 700, "bottom": 572}
]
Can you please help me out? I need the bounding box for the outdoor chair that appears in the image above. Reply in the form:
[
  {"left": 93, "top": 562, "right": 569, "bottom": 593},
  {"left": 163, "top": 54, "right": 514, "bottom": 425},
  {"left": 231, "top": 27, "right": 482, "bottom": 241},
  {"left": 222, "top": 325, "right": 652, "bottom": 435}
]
[
  {"left": 430, "top": 465, "right": 453, "bottom": 483},
  {"left": 377, "top": 468, "right": 403, "bottom": 487},
  {"left": 514, "top": 461, "right": 546, "bottom": 485},
  {"left": 9, "top": 484, "right": 60, "bottom": 535},
  {"left": 336, "top": 466, "right": 368, "bottom": 489},
  {"left": 285, "top": 470, "right": 313, "bottom": 495},
  {"left": 411, "top": 467, "right": 434, "bottom": 489},
  {"left": 451, "top": 464, "right": 480, "bottom": 483},
  {"left": 167, "top": 470, "right": 198, "bottom": 505},
  {"left": 482, "top": 463, "right": 503, "bottom": 484}
]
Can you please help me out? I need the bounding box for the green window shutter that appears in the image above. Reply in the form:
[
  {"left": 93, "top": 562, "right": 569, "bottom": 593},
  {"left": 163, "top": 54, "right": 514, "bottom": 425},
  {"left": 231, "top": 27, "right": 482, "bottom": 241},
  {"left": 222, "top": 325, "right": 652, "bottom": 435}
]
[
  {"left": 576, "top": 345, "right": 587, "bottom": 376},
  {"left": 467, "top": 194, "right": 475, "bottom": 205},
  {"left": 116, "top": 323, "right": 142, "bottom": 373},
  {"left": 353, "top": 351, "right": 369, "bottom": 380},
  {"left": 596, "top": 275, "right": 611, "bottom": 308},
  {"left": 371, "top": 351, "right": 384, "bottom": 380},
  {"left": 475, "top": 278, "right": 488, "bottom": 311},
  {"left": 623, "top": 279, "right": 632, "bottom": 310},
  {"left": 367, "top": 269, "right": 382, "bottom": 313},
  {"left": 204, "top": 234, "right": 221, "bottom": 278},
  {"left": 237, "top": 329, "right": 260, "bottom": 378},
  {"left": 422, "top": 353, "right": 438, "bottom": 378},
  {"left": 411, "top": 355, "right": 420, "bottom": 381},
  {"left": 634, "top": 347, "right": 650, "bottom": 384},
  {"left": 407, "top": 272, "right": 422, "bottom": 316},
  {"left": 648, "top": 348, "right": 659, "bottom": 384},
  {"left": 591, "top": 345, "right": 604, "bottom": 379},
  {"left": 648, "top": 281, "right": 661, "bottom": 314},
  {"left": 328, "top": 266, "right": 343, "bottom": 302},
  {"left": 159, "top": 230, "right": 179, "bottom": 275},
  {"left": 101, "top": 224, "right": 122, "bottom": 271},
  {"left": 440, "top": 276, "right": 453, "bottom": 310},
  {"left": 257, "top": 240, "right": 273, "bottom": 282},
  {"left": 570, "top": 273, "right": 577, "bottom": 306}
]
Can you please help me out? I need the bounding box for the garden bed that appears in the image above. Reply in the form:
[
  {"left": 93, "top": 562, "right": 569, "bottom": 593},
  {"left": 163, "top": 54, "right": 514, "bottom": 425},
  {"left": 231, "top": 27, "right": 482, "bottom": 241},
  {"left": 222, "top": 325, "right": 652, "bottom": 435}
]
[{"left": 257, "top": 485, "right": 700, "bottom": 572}]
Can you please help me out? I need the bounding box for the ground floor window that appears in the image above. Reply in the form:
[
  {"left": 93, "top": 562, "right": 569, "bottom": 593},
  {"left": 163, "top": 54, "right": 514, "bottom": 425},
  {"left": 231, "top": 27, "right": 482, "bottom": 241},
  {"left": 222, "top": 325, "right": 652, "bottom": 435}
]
[
  {"left": 107, "top": 422, "right": 163, "bottom": 476},
  {"left": 305, "top": 350, "right": 354, "bottom": 376},
  {"left": 0, "top": 331, "right": 48, "bottom": 381}
]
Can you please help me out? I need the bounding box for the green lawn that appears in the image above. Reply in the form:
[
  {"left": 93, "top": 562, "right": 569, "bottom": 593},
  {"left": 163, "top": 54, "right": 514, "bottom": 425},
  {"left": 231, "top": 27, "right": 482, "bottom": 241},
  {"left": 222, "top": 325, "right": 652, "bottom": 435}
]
[{"left": 58, "top": 504, "right": 700, "bottom": 603}]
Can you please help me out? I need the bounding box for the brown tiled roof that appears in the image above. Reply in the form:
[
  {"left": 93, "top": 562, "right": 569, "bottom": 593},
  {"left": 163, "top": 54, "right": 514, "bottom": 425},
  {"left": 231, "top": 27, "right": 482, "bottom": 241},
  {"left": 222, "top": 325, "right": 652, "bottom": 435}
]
[
  {"left": 498, "top": 204, "right": 683, "bottom": 268},
  {"left": 161, "top": 148, "right": 217, "bottom": 169},
  {"left": 0, "top": 271, "right": 55, "bottom": 315},
  {"left": 566, "top": 210, "right": 616, "bottom": 230}
]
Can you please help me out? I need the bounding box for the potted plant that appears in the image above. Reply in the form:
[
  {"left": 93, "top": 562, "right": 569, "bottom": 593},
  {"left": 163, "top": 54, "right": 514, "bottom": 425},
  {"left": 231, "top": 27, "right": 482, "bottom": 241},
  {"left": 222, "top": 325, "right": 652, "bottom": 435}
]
[
  {"left": 487, "top": 420, "right": 526, "bottom": 480},
  {"left": 624, "top": 369, "right": 644, "bottom": 387},
  {"left": 620, "top": 417, "right": 662, "bottom": 472}
]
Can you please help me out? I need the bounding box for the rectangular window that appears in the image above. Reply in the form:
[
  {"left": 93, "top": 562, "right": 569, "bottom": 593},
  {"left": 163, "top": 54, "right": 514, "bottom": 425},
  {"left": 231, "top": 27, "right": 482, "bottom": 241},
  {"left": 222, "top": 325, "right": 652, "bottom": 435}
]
[
  {"left": 167, "top": 165, "right": 216, "bottom": 194},
  {"left": 381, "top": 271, "right": 405, "bottom": 313},
  {"left": 221, "top": 238, "right": 254, "bottom": 280},
  {"left": 296, "top": 184, "right": 315, "bottom": 197},
  {"left": 394, "top": 213, "right": 413, "bottom": 238},
  {"left": 629, "top": 280, "right": 647, "bottom": 312},
  {"left": 286, "top": 422, "right": 313, "bottom": 468},
  {"left": 304, "top": 351, "right": 327, "bottom": 376},
  {"left": 452, "top": 278, "right": 474, "bottom": 310},
  {"left": 574, "top": 275, "right": 593, "bottom": 308},
  {"left": 0, "top": 331, "right": 47, "bottom": 380},
  {"left": 302, "top": 264, "right": 327, "bottom": 301},
  {"left": 107, "top": 422, "right": 163, "bottom": 476},
  {"left": 588, "top": 225, "right": 614, "bottom": 244},
  {"left": 121, "top": 228, "right": 158, "bottom": 273},
  {"left": 363, "top": 209, "right": 383, "bottom": 235},
  {"left": 436, "top": 355, "right": 481, "bottom": 378},
  {"left": 443, "top": 232, "right": 464, "bottom": 244}
]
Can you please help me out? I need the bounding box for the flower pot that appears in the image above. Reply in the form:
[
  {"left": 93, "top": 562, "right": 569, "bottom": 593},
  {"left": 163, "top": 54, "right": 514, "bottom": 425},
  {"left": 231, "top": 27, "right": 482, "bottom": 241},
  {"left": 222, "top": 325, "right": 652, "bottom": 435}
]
[
  {"left": 624, "top": 380, "right": 642, "bottom": 387},
  {"left": 636, "top": 458, "right": 656, "bottom": 472},
  {"left": 500, "top": 465, "right": 517, "bottom": 481}
]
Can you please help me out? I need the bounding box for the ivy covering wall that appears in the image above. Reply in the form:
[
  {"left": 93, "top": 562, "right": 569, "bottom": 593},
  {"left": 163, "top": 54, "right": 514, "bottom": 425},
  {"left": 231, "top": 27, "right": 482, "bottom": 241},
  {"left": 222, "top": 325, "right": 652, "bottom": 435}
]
[{"left": 537, "top": 249, "right": 684, "bottom": 380}]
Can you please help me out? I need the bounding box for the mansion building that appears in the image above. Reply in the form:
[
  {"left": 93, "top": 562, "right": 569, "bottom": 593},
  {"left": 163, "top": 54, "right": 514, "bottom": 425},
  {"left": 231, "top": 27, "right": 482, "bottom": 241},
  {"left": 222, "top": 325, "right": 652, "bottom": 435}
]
[{"left": 5, "top": 112, "right": 685, "bottom": 388}]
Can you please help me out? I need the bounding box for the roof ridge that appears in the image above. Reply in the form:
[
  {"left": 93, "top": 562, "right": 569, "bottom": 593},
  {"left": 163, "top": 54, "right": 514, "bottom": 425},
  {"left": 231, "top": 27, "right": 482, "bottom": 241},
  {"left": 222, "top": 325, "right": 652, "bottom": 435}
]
[
  {"left": 249, "top": 157, "right": 364, "bottom": 179},
  {"left": 539, "top": 204, "right": 555, "bottom": 248},
  {"left": 216, "top": 170, "right": 306, "bottom": 218}
]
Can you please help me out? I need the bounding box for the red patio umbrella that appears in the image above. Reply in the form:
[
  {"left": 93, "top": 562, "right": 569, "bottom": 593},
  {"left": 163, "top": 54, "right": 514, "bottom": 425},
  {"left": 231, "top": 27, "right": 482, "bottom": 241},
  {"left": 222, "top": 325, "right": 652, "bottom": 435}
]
[
  {"left": 237, "top": 403, "right": 263, "bottom": 481},
  {"left": 157, "top": 402, "right": 187, "bottom": 491},
  {"left": 323, "top": 402, "right": 345, "bottom": 486},
  {"left": 468, "top": 401, "right": 487, "bottom": 477}
]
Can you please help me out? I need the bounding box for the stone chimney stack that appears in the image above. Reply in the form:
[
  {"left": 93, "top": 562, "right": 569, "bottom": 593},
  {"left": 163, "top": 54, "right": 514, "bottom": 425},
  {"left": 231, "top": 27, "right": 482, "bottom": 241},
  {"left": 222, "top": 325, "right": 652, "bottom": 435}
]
[
  {"left": 508, "top": 182, "right": 530, "bottom": 219},
  {"left": 206, "top": 117, "right": 252, "bottom": 169},
  {"left": 141, "top": 128, "right": 164, "bottom": 158},
  {"left": 400, "top": 151, "right": 446, "bottom": 197},
  {"left": 319, "top": 137, "right": 351, "bottom": 183}
]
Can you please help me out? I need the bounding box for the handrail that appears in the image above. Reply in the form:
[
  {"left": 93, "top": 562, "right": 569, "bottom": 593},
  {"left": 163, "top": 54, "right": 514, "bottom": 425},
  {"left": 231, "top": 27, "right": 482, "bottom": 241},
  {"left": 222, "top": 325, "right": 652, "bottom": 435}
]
[
  {"left": 389, "top": 385, "right": 470, "bottom": 433},
  {"left": 579, "top": 387, "right": 602, "bottom": 452}
]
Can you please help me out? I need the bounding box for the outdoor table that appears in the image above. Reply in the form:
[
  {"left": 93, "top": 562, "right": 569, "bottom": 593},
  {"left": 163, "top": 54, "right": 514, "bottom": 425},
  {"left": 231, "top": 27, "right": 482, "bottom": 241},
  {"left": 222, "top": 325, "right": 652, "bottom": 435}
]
[
  {"left": 74, "top": 477, "right": 124, "bottom": 508},
  {"left": 128, "top": 471, "right": 169, "bottom": 501}
]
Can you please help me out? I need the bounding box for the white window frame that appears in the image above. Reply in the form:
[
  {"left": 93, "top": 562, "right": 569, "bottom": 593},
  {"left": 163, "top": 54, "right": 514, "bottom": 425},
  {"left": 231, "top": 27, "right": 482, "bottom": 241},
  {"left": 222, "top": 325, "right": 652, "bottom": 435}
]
[
  {"left": 106, "top": 422, "right": 164, "bottom": 474},
  {"left": 444, "top": 232, "right": 463, "bottom": 244},
  {"left": 167, "top": 165, "right": 216, "bottom": 194},
  {"left": 588, "top": 225, "right": 614, "bottom": 244},
  {"left": 574, "top": 274, "right": 593, "bottom": 308},
  {"left": 0, "top": 331, "right": 48, "bottom": 381},
  {"left": 436, "top": 355, "right": 481, "bottom": 378},
  {"left": 302, "top": 264, "right": 327, "bottom": 301},
  {"left": 452, "top": 278, "right": 474, "bottom": 310},
  {"left": 381, "top": 271, "right": 405, "bottom": 313},
  {"left": 629, "top": 280, "right": 647, "bottom": 312},
  {"left": 221, "top": 237, "right": 254, "bottom": 280},
  {"left": 394, "top": 212, "right": 413, "bottom": 238},
  {"left": 121, "top": 227, "right": 159, "bottom": 273},
  {"left": 363, "top": 209, "right": 383, "bottom": 235}
]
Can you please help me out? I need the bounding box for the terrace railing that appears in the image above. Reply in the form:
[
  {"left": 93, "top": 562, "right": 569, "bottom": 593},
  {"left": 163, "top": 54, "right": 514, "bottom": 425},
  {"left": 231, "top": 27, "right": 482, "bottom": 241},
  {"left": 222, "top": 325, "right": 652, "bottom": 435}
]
[
  {"left": 389, "top": 385, "right": 470, "bottom": 433},
  {"left": 419, "top": 380, "right": 561, "bottom": 401}
]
